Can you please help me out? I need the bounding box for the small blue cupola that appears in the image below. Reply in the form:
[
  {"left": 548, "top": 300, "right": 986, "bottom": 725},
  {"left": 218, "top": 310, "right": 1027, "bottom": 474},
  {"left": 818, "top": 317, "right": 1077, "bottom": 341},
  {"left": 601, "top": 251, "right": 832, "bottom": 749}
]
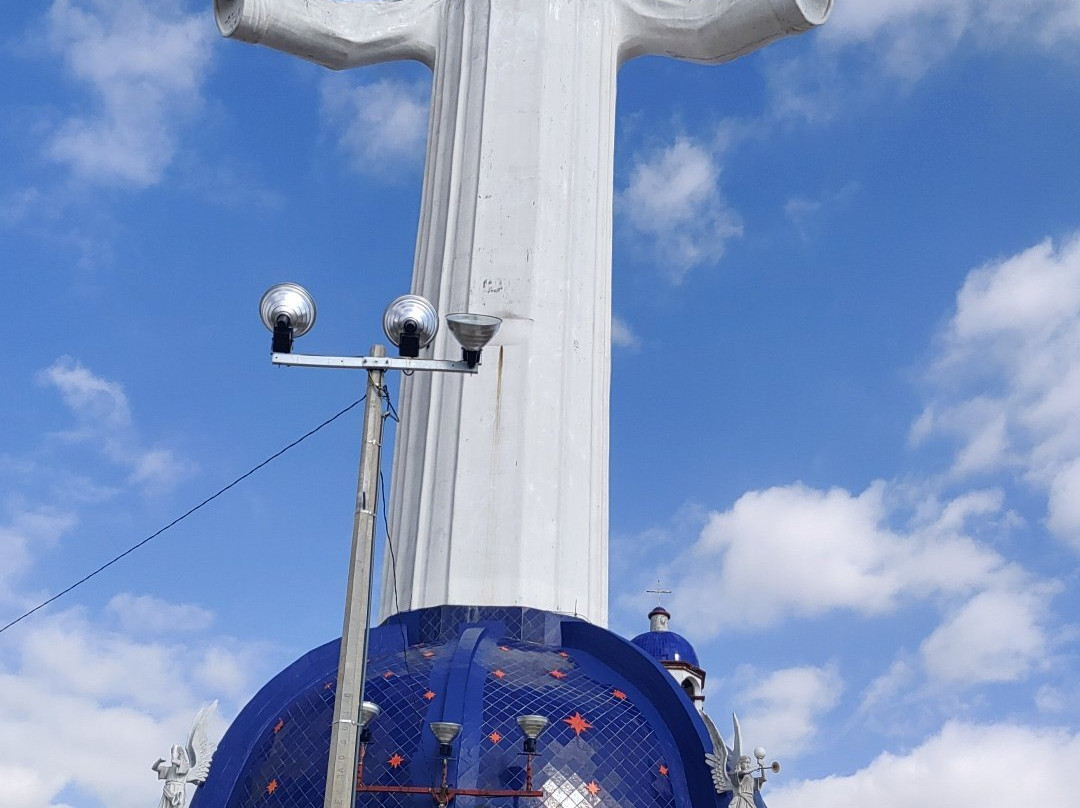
[{"left": 631, "top": 606, "right": 707, "bottom": 710}]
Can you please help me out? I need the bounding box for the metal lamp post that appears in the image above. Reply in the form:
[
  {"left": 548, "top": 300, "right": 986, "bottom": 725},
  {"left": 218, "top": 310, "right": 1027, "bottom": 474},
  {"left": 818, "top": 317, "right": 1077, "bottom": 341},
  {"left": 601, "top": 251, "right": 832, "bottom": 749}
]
[{"left": 258, "top": 284, "right": 501, "bottom": 808}]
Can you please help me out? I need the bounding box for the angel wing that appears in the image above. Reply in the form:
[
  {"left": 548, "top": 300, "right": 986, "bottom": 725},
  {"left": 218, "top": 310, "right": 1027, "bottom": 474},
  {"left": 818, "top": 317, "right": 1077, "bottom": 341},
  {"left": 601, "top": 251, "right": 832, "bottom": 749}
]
[
  {"left": 702, "top": 710, "right": 734, "bottom": 794},
  {"left": 731, "top": 713, "right": 743, "bottom": 767},
  {"left": 185, "top": 701, "right": 219, "bottom": 785}
]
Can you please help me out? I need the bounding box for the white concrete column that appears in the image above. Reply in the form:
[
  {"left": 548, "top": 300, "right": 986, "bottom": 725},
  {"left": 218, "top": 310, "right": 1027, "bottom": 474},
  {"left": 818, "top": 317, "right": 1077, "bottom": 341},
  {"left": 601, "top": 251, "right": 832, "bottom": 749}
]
[{"left": 382, "top": 0, "right": 617, "bottom": 626}]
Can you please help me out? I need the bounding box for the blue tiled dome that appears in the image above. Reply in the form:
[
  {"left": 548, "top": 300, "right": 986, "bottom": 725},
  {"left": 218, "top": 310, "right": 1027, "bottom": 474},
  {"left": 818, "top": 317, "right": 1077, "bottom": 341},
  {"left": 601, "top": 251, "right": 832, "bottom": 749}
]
[
  {"left": 631, "top": 631, "right": 700, "bottom": 668},
  {"left": 192, "top": 606, "right": 721, "bottom": 808}
]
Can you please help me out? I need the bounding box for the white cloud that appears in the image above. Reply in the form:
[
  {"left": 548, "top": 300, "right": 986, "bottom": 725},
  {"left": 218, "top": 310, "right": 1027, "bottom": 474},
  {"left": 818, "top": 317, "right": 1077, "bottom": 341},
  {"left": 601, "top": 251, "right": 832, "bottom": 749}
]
[
  {"left": 612, "top": 315, "right": 641, "bottom": 350},
  {"left": 617, "top": 136, "right": 742, "bottom": 282},
  {"left": 320, "top": 75, "right": 430, "bottom": 178},
  {"left": 38, "top": 357, "right": 193, "bottom": 493},
  {"left": 662, "top": 479, "right": 1065, "bottom": 696},
  {"left": 19, "top": 611, "right": 199, "bottom": 709},
  {"left": 859, "top": 658, "right": 916, "bottom": 715},
  {"left": 39, "top": 356, "right": 132, "bottom": 431},
  {"left": 914, "top": 234, "right": 1080, "bottom": 549},
  {"left": 1035, "top": 684, "right": 1068, "bottom": 713},
  {"left": 765, "top": 2, "right": 1080, "bottom": 123},
  {"left": 44, "top": 0, "right": 212, "bottom": 187},
  {"left": 733, "top": 665, "right": 843, "bottom": 757},
  {"left": 668, "top": 481, "right": 1017, "bottom": 631},
  {"left": 0, "top": 763, "right": 60, "bottom": 808},
  {"left": 0, "top": 507, "right": 77, "bottom": 603},
  {"left": 1047, "top": 458, "right": 1080, "bottom": 540},
  {"left": 824, "top": 1, "right": 1080, "bottom": 71},
  {"left": 769, "top": 722, "right": 1080, "bottom": 808},
  {"left": 784, "top": 183, "right": 858, "bottom": 239},
  {"left": 920, "top": 585, "right": 1060, "bottom": 684},
  {"left": 126, "top": 446, "right": 191, "bottom": 491},
  {"left": 0, "top": 607, "right": 261, "bottom": 808},
  {"left": 106, "top": 593, "right": 214, "bottom": 635}
]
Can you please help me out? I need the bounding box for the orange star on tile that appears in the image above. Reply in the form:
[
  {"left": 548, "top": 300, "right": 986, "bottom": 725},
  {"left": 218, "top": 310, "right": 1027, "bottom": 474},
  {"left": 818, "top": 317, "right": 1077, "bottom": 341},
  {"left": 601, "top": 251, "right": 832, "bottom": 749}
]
[
  {"left": 658, "top": 764, "right": 669, "bottom": 776},
  {"left": 612, "top": 689, "right": 627, "bottom": 701},
  {"left": 383, "top": 670, "right": 395, "bottom": 679},
  {"left": 388, "top": 753, "right": 406, "bottom": 769},
  {"left": 488, "top": 730, "right": 503, "bottom": 744},
  {"left": 586, "top": 781, "right": 601, "bottom": 796},
  {"left": 563, "top": 712, "right": 593, "bottom": 735},
  {"left": 323, "top": 682, "right": 334, "bottom": 690},
  {"left": 499, "top": 645, "right": 510, "bottom": 651},
  {"left": 266, "top": 779, "right": 279, "bottom": 795},
  {"left": 549, "top": 669, "right": 567, "bottom": 679},
  {"left": 273, "top": 719, "right": 285, "bottom": 734},
  {"left": 423, "top": 690, "right": 437, "bottom": 701},
  {"left": 422, "top": 650, "right": 436, "bottom": 659},
  {"left": 492, "top": 669, "right": 507, "bottom": 679},
  {"left": 559, "top": 651, "right": 570, "bottom": 658}
]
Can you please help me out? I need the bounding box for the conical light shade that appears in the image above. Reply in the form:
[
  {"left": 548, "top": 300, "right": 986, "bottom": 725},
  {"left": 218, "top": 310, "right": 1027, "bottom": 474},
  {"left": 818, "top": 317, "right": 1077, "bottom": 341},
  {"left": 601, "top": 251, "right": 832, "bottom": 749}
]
[
  {"left": 516, "top": 715, "right": 549, "bottom": 740},
  {"left": 359, "top": 701, "right": 381, "bottom": 728},
  {"left": 429, "top": 721, "right": 462, "bottom": 745},
  {"left": 446, "top": 313, "right": 502, "bottom": 351}
]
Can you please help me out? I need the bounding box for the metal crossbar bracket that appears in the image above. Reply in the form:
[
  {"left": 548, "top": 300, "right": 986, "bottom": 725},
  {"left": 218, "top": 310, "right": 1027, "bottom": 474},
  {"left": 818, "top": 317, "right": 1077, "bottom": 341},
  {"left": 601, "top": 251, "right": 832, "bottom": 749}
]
[{"left": 272, "top": 352, "right": 478, "bottom": 374}]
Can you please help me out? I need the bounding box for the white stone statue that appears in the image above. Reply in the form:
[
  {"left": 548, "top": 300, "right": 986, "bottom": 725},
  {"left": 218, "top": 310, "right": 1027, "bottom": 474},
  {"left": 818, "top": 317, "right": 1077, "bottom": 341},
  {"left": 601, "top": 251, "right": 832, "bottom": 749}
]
[
  {"left": 152, "top": 701, "right": 219, "bottom": 808},
  {"left": 214, "top": 0, "right": 831, "bottom": 627},
  {"left": 705, "top": 712, "right": 778, "bottom": 802}
]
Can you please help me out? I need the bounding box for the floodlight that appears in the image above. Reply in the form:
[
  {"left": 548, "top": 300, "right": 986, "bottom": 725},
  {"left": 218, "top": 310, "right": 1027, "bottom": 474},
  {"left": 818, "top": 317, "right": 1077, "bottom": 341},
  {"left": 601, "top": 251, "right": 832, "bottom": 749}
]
[
  {"left": 259, "top": 282, "right": 317, "bottom": 354},
  {"left": 429, "top": 721, "right": 462, "bottom": 757},
  {"left": 359, "top": 700, "right": 381, "bottom": 743},
  {"left": 446, "top": 313, "right": 502, "bottom": 367},
  {"left": 517, "top": 714, "right": 549, "bottom": 754},
  {"left": 383, "top": 295, "right": 438, "bottom": 358},
  {"left": 360, "top": 701, "right": 381, "bottom": 728}
]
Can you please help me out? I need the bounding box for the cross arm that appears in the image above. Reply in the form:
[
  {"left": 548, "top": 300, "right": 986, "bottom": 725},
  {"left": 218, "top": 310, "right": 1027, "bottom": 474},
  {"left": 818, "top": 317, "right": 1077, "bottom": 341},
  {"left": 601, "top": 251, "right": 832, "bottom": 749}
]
[
  {"left": 617, "top": 0, "right": 832, "bottom": 65},
  {"left": 214, "top": 0, "right": 441, "bottom": 70}
]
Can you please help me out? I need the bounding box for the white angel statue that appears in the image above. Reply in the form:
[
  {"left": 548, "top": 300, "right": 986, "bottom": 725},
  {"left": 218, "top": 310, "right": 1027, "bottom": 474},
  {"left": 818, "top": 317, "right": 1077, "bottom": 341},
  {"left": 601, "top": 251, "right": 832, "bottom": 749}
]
[
  {"left": 704, "top": 712, "right": 776, "bottom": 807},
  {"left": 153, "top": 701, "right": 219, "bottom": 808}
]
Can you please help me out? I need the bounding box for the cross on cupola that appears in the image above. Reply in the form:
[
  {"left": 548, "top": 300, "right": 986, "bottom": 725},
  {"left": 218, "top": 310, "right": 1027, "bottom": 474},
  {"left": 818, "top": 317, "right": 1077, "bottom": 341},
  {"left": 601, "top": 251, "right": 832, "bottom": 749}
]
[
  {"left": 647, "top": 580, "right": 672, "bottom": 605},
  {"left": 646, "top": 580, "right": 673, "bottom": 631}
]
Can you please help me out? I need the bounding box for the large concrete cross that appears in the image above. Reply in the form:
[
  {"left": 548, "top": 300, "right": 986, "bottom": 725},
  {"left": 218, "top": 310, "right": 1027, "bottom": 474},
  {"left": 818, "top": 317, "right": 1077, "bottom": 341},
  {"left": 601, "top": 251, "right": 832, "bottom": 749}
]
[{"left": 216, "top": 0, "right": 831, "bottom": 627}]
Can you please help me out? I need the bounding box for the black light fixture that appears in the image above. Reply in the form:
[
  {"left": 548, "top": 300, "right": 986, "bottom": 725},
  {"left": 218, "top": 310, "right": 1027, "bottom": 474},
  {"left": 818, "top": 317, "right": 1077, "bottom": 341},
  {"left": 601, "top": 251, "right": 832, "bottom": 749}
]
[
  {"left": 516, "top": 715, "right": 549, "bottom": 755},
  {"left": 446, "top": 313, "right": 502, "bottom": 367},
  {"left": 383, "top": 295, "right": 439, "bottom": 358},
  {"left": 258, "top": 282, "right": 317, "bottom": 354},
  {"left": 429, "top": 721, "right": 462, "bottom": 759},
  {"left": 358, "top": 701, "right": 381, "bottom": 744}
]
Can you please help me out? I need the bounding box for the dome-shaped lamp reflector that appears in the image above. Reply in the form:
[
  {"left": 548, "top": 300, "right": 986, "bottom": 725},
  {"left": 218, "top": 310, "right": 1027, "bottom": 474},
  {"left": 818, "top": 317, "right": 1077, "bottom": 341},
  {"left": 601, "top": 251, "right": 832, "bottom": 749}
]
[
  {"left": 446, "top": 313, "right": 502, "bottom": 368},
  {"left": 383, "top": 295, "right": 438, "bottom": 358},
  {"left": 359, "top": 701, "right": 381, "bottom": 728},
  {"left": 259, "top": 282, "right": 317, "bottom": 354},
  {"left": 429, "top": 721, "right": 462, "bottom": 758},
  {"left": 358, "top": 700, "right": 380, "bottom": 743},
  {"left": 517, "top": 714, "right": 549, "bottom": 754}
]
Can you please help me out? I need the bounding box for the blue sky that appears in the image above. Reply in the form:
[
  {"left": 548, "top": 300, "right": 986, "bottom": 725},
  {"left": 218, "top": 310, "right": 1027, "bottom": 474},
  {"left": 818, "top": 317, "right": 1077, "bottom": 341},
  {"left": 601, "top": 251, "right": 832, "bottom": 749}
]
[{"left": 3, "top": 1, "right": 1080, "bottom": 806}]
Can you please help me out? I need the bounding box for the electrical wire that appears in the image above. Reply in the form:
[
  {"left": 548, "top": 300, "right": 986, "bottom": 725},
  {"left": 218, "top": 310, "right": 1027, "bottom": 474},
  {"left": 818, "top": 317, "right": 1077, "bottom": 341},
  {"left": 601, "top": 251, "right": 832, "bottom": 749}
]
[
  {"left": 379, "top": 469, "right": 404, "bottom": 621},
  {"left": 0, "top": 397, "right": 367, "bottom": 637},
  {"left": 377, "top": 382, "right": 410, "bottom": 671},
  {"left": 382, "top": 381, "right": 400, "bottom": 423}
]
